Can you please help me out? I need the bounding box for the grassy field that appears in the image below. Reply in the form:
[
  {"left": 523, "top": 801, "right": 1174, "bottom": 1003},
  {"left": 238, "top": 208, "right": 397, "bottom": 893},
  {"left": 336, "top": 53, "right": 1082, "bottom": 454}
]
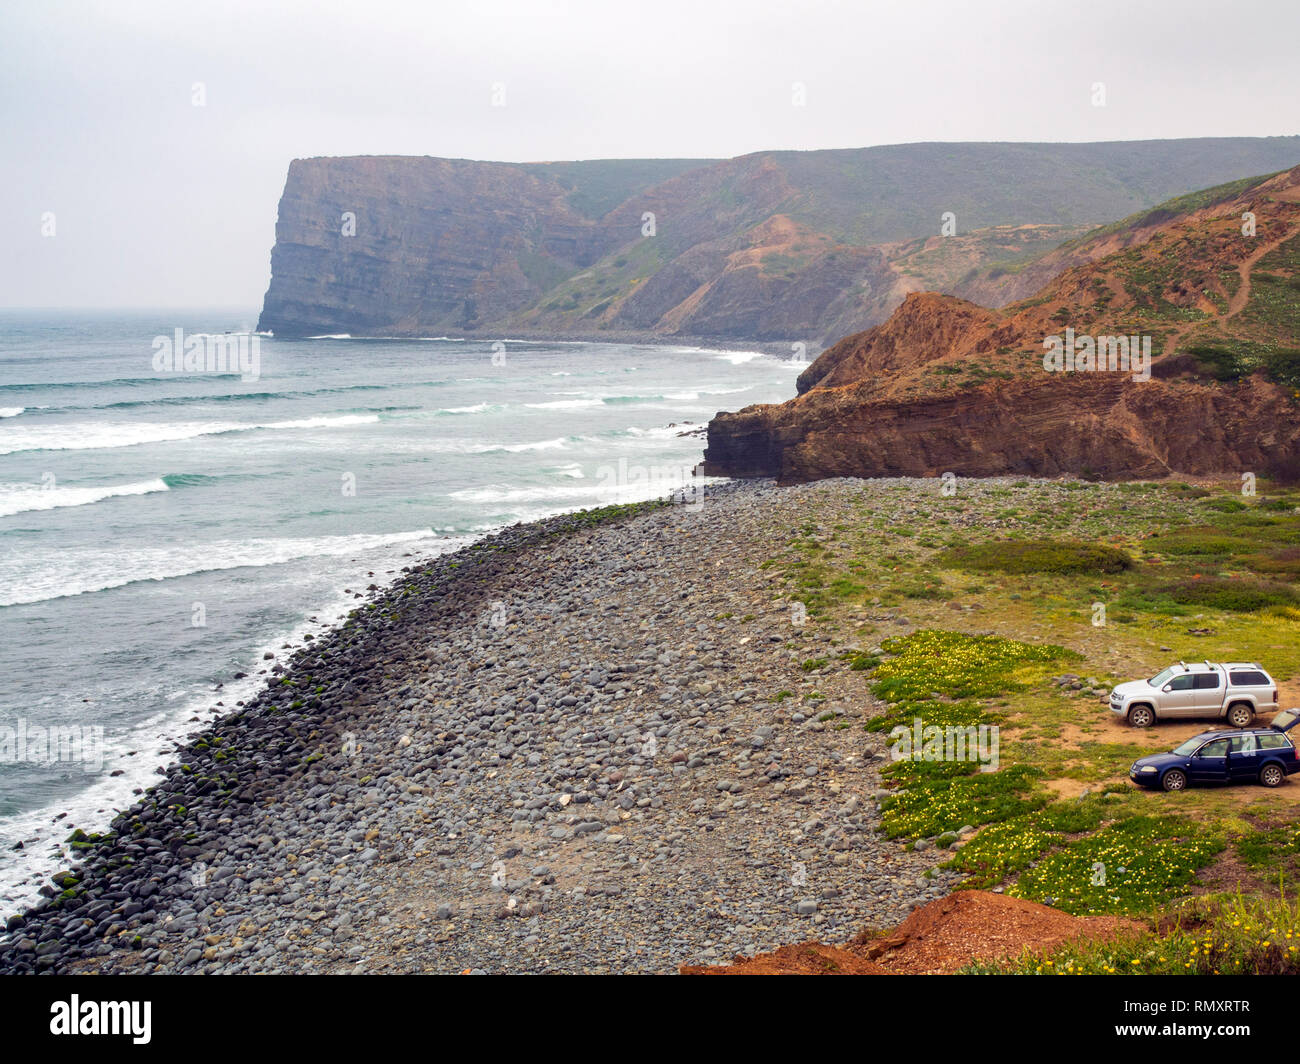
[{"left": 757, "top": 475, "right": 1300, "bottom": 969}]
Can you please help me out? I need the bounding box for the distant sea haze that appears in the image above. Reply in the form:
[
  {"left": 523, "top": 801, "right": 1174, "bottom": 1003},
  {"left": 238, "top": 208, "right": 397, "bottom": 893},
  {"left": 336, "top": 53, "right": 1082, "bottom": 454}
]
[{"left": 0, "top": 308, "right": 800, "bottom": 910}]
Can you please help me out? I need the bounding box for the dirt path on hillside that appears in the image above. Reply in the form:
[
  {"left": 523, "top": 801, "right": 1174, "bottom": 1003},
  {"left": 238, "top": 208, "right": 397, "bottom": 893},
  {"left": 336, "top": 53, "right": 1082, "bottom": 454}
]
[{"left": 1162, "top": 223, "right": 1298, "bottom": 356}]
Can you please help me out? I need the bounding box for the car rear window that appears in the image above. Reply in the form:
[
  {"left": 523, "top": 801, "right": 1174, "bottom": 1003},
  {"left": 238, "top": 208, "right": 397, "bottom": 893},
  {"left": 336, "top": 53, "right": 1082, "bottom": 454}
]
[
  {"left": 1259, "top": 734, "right": 1293, "bottom": 750},
  {"left": 1193, "top": 673, "right": 1221, "bottom": 689},
  {"left": 1230, "top": 670, "right": 1270, "bottom": 686}
]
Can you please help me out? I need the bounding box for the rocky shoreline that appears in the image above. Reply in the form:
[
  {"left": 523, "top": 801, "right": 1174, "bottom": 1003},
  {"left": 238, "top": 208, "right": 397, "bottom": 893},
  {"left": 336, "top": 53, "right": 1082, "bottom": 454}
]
[
  {"left": 420, "top": 329, "right": 803, "bottom": 356},
  {"left": 0, "top": 478, "right": 956, "bottom": 975}
]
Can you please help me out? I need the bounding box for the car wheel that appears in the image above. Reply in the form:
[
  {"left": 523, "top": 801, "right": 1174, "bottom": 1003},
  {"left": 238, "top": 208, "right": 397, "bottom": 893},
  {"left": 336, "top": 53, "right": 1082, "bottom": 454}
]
[
  {"left": 1161, "top": 769, "right": 1187, "bottom": 792},
  {"left": 1128, "top": 705, "right": 1155, "bottom": 728},
  {"left": 1227, "top": 704, "right": 1254, "bottom": 728},
  {"left": 1260, "top": 764, "right": 1285, "bottom": 788}
]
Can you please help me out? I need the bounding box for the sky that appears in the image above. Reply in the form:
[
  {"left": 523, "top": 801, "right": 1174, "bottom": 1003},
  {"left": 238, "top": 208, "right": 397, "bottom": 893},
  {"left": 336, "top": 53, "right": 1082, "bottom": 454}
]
[{"left": 2, "top": 0, "right": 1297, "bottom": 309}]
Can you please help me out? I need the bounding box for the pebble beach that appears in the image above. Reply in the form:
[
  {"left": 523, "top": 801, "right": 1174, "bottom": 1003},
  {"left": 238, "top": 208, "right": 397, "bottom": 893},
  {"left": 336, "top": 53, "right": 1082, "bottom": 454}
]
[{"left": 0, "top": 478, "right": 958, "bottom": 974}]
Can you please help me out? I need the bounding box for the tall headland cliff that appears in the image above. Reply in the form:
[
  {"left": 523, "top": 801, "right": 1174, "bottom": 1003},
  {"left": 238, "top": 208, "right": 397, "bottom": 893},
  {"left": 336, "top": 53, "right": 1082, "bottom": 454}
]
[{"left": 257, "top": 138, "right": 1300, "bottom": 346}]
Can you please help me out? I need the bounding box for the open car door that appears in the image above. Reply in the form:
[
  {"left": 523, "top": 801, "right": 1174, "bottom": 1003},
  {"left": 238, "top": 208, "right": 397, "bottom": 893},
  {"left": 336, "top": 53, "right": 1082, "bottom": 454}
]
[{"left": 1271, "top": 707, "right": 1300, "bottom": 732}]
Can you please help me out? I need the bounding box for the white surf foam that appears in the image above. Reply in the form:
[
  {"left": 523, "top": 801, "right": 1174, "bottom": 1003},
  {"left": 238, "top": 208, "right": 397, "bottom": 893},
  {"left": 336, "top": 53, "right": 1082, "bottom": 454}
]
[
  {"left": 0, "top": 527, "right": 444, "bottom": 607},
  {"left": 0, "top": 478, "right": 169, "bottom": 518},
  {"left": 436, "top": 402, "right": 504, "bottom": 415},
  {"left": 0, "top": 532, "right": 481, "bottom": 912},
  {"left": 524, "top": 398, "right": 603, "bottom": 410},
  {"left": 0, "top": 413, "right": 380, "bottom": 455}
]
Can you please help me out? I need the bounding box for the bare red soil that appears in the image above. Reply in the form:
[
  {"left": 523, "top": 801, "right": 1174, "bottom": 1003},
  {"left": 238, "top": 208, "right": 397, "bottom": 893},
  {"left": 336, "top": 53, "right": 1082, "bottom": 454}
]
[{"left": 681, "top": 890, "right": 1143, "bottom": 975}]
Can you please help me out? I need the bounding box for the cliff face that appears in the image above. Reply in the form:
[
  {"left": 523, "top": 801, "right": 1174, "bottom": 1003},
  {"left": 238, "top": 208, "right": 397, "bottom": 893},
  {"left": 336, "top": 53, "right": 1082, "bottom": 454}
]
[
  {"left": 258, "top": 156, "right": 635, "bottom": 336},
  {"left": 257, "top": 139, "right": 1300, "bottom": 342},
  {"left": 702, "top": 373, "right": 1300, "bottom": 481},
  {"left": 703, "top": 167, "right": 1300, "bottom": 483}
]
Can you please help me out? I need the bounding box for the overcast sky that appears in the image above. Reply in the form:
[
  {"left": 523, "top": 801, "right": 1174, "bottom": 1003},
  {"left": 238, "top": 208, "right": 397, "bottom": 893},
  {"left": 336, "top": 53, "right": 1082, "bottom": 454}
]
[{"left": 3, "top": 0, "right": 1297, "bottom": 310}]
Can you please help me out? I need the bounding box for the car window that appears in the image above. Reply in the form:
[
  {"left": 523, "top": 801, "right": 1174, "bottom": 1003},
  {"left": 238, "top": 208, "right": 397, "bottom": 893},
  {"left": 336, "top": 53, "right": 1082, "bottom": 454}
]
[
  {"left": 1168, "top": 675, "right": 1194, "bottom": 691},
  {"left": 1229, "top": 670, "right": 1269, "bottom": 686},
  {"left": 1199, "top": 739, "right": 1229, "bottom": 757},
  {"left": 1149, "top": 667, "right": 1177, "bottom": 687},
  {"left": 1259, "top": 734, "right": 1292, "bottom": 750},
  {"left": 1193, "top": 673, "right": 1220, "bottom": 689},
  {"left": 1173, "top": 737, "right": 1202, "bottom": 755},
  {"left": 1229, "top": 734, "right": 1256, "bottom": 753}
]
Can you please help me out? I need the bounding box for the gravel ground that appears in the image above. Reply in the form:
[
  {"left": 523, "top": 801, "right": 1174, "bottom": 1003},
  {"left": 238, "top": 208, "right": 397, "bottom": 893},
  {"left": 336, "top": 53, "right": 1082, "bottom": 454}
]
[{"left": 0, "top": 478, "right": 960, "bottom": 975}]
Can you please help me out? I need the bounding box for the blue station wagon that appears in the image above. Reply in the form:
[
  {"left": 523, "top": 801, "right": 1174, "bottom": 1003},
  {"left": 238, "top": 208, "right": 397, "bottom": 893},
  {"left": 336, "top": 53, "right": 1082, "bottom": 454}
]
[{"left": 1129, "top": 708, "right": 1300, "bottom": 791}]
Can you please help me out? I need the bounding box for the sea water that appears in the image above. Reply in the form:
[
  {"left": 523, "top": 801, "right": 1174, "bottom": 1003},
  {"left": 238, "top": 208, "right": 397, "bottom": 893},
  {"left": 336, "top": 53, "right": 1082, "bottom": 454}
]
[{"left": 0, "top": 308, "right": 801, "bottom": 909}]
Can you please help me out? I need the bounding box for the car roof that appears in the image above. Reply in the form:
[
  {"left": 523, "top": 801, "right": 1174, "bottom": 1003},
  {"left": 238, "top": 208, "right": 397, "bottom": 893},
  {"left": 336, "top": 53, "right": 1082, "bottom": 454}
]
[
  {"left": 1185, "top": 725, "right": 1291, "bottom": 743},
  {"left": 1141, "top": 726, "right": 1296, "bottom": 760},
  {"left": 1169, "top": 661, "right": 1269, "bottom": 672},
  {"left": 1188, "top": 727, "right": 1253, "bottom": 738}
]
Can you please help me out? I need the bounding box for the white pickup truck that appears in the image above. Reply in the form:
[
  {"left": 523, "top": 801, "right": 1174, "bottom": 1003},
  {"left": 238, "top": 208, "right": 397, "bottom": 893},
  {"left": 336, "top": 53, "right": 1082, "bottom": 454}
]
[{"left": 1110, "top": 661, "right": 1278, "bottom": 728}]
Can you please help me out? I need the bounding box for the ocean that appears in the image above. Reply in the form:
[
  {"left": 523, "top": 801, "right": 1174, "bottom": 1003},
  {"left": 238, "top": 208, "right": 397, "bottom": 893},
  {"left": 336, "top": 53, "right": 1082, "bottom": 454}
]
[{"left": 0, "top": 308, "right": 800, "bottom": 910}]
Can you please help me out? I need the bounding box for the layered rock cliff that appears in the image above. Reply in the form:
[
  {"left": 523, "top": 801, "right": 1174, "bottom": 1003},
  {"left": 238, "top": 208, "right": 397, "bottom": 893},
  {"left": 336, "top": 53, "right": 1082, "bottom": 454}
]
[
  {"left": 703, "top": 167, "right": 1300, "bottom": 482},
  {"left": 257, "top": 156, "right": 659, "bottom": 336},
  {"left": 258, "top": 138, "right": 1300, "bottom": 344}
]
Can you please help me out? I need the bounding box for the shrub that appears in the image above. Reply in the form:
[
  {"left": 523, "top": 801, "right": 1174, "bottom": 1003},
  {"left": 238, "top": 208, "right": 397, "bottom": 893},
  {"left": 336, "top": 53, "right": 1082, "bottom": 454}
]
[
  {"left": 1201, "top": 496, "right": 1247, "bottom": 513},
  {"left": 1147, "top": 529, "right": 1254, "bottom": 556},
  {"left": 1182, "top": 343, "right": 1243, "bottom": 381},
  {"left": 897, "top": 578, "right": 953, "bottom": 600},
  {"left": 1242, "top": 547, "right": 1300, "bottom": 577},
  {"left": 939, "top": 539, "right": 1133, "bottom": 575},
  {"left": 842, "top": 650, "right": 880, "bottom": 672},
  {"left": 1158, "top": 577, "right": 1298, "bottom": 612},
  {"left": 1263, "top": 348, "right": 1300, "bottom": 389}
]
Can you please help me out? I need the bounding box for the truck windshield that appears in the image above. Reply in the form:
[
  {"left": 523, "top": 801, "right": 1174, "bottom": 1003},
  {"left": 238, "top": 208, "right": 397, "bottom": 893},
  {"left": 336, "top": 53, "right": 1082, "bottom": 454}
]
[{"left": 1149, "top": 667, "right": 1178, "bottom": 687}]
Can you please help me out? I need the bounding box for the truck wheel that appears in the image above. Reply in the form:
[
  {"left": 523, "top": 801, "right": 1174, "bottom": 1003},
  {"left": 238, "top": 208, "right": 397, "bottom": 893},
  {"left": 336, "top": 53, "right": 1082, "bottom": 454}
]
[
  {"left": 1161, "top": 769, "right": 1187, "bottom": 792},
  {"left": 1260, "top": 764, "right": 1285, "bottom": 788},
  {"left": 1227, "top": 703, "right": 1254, "bottom": 728},
  {"left": 1128, "top": 705, "right": 1155, "bottom": 728}
]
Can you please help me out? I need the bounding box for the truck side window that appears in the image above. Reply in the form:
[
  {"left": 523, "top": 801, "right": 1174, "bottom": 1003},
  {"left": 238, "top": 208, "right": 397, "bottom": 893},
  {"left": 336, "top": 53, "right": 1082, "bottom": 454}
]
[
  {"left": 1193, "top": 673, "right": 1220, "bottom": 689},
  {"left": 1168, "top": 675, "right": 1194, "bottom": 691},
  {"left": 1230, "top": 670, "right": 1268, "bottom": 686}
]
